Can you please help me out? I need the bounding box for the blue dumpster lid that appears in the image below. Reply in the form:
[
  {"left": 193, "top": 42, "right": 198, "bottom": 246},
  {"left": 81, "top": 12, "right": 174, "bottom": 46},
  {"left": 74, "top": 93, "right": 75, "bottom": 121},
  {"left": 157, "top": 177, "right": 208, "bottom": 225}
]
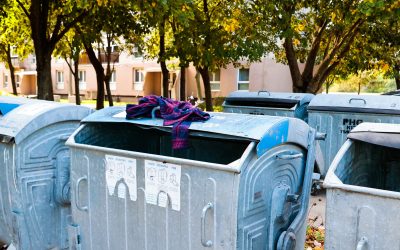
[
  {"left": 81, "top": 106, "right": 312, "bottom": 155},
  {"left": 0, "top": 97, "right": 92, "bottom": 144},
  {"left": 348, "top": 122, "right": 400, "bottom": 149},
  {"left": 224, "top": 91, "right": 314, "bottom": 108},
  {"left": 308, "top": 94, "right": 400, "bottom": 115},
  {"left": 0, "top": 96, "right": 31, "bottom": 115}
]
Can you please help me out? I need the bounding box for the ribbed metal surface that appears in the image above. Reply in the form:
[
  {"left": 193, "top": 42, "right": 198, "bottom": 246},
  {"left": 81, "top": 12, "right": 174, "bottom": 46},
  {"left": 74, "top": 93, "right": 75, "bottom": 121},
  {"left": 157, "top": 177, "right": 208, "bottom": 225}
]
[
  {"left": 0, "top": 97, "right": 91, "bottom": 250},
  {"left": 67, "top": 111, "right": 315, "bottom": 250}
]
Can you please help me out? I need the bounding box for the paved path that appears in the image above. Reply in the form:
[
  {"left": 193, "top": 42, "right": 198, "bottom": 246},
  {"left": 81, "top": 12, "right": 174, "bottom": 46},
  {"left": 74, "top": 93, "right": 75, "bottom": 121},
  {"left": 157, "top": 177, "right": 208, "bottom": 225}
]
[{"left": 308, "top": 190, "right": 326, "bottom": 228}]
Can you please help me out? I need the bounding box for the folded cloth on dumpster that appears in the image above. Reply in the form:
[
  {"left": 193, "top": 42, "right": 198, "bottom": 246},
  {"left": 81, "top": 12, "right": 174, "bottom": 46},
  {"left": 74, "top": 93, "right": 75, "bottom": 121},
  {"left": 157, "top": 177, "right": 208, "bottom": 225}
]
[{"left": 126, "top": 95, "right": 210, "bottom": 149}]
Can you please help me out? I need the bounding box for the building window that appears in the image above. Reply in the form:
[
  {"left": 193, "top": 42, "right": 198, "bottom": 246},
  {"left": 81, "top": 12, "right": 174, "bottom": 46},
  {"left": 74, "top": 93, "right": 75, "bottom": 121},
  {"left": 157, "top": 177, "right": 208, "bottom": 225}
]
[
  {"left": 16, "top": 75, "right": 20, "bottom": 88},
  {"left": 132, "top": 46, "right": 143, "bottom": 58},
  {"left": 238, "top": 68, "right": 250, "bottom": 91},
  {"left": 79, "top": 70, "right": 86, "bottom": 90},
  {"left": 209, "top": 70, "right": 221, "bottom": 91},
  {"left": 133, "top": 69, "right": 144, "bottom": 91},
  {"left": 107, "top": 44, "right": 119, "bottom": 53},
  {"left": 109, "top": 71, "right": 116, "bottom": 90},
  {"left": 3, "top": 75, "right": 8, "bottom": 88},
  {"left": 56, "top": 71, "right": 64, "bottom": 89},
  {"left": 10, "top": 46, "right": 18, "bottom": 58}
]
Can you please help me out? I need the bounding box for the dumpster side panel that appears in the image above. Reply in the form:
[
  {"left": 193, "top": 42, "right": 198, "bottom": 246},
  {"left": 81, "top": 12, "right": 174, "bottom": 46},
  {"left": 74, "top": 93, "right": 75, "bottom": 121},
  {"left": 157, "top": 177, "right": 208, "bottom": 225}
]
[
  {"left": 0, "top": 144, "right": 13, "bottom": 245},
  {"left": 325, "top": 188, "right": 400, "bottom": 250},
  {"left": 70, "top": 148, "right": 238, "bottom": 250},
  {"left": 237, "top": 144, "right": 307, "bottom": 250},
  {"left": 308, "top": 111, "right": 400, "bottom": 173},
  {"left": 223, "top": 106, "right": 294, "bottom": 118},
  {"left": 1, "top": 122, "right": 79, "bottom": 250}
]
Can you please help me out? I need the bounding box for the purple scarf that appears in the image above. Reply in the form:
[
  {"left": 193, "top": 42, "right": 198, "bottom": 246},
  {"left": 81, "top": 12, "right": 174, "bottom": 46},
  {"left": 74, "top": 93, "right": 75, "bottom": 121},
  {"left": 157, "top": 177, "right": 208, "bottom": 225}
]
[{"left": 126, "top": 95, "right": 210, "bottom": 149}]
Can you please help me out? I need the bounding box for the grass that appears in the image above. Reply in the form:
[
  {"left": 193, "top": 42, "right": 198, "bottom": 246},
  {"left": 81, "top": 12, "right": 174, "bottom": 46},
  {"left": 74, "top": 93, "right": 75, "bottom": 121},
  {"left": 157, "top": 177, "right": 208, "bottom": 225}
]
[{"left": 60, "top": 98, "right": 131, "bottom": 107}]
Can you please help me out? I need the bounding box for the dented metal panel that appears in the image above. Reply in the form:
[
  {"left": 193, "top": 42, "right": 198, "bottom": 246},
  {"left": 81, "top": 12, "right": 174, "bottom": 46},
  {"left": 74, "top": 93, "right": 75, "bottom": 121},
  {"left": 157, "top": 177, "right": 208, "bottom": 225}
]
[{"left": 0, "top": 97, "right": 91, "bottom": 249}]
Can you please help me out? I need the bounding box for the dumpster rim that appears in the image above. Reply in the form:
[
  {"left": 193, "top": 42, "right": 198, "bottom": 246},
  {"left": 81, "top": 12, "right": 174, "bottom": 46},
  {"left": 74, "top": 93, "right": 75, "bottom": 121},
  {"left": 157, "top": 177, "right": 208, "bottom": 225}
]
[
  {"left": 66, "top": 125, "right": 257, "bottom": 173},
  {"left": 323, "top": 139, "right": 400, "bottom": 200}
]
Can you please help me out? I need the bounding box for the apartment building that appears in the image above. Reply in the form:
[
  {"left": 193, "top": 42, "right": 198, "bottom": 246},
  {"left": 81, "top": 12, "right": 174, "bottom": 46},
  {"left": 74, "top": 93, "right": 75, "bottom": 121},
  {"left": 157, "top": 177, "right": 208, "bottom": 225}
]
[{"left": 0, "top": 50, "right": 295, "bottom": 101}]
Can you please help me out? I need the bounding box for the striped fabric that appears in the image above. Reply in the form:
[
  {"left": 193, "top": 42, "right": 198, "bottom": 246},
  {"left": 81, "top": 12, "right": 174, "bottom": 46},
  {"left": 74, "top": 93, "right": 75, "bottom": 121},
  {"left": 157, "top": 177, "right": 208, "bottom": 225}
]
[{"left": 126, "top": 95, "right": 210, "bottom": 149}]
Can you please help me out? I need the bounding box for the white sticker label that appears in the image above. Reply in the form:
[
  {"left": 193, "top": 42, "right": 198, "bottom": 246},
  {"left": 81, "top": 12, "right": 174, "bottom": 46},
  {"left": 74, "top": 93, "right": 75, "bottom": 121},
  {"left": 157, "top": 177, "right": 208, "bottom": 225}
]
[
  {"left": 105, "top": 155, "right": 137, "bottom": 201},
  {"left": 145, "top": 160, "right": 181, "bottom": 211}
]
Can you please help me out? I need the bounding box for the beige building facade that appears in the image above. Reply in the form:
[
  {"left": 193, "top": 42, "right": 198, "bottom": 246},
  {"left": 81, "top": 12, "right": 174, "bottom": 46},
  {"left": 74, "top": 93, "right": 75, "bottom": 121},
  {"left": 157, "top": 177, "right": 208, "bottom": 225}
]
[{"left": 0, "top": 51, "right": 295, "bottom": 101}]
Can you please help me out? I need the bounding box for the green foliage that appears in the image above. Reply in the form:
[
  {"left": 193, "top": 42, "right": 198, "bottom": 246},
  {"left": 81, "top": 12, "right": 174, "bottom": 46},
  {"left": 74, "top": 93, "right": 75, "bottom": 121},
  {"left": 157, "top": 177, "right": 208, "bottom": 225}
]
[
  {"left": 0, "top": 1, "right": 32, "bottom": 62},
  {"left": 328, "top": 70, "right": 396, "bottom": 93},
  {"left": 197, "top": 97, "right": 225, "bottom": 111},
  {"left": 248, "top": 0, "right": 400, "bottom": 93}
]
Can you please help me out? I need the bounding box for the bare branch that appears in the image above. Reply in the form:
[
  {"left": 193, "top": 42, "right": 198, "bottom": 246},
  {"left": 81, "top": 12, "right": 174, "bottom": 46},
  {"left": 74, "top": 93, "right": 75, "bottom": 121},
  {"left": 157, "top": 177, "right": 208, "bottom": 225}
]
[{"left": 16, "top": 0, "right": 29, "bottom": 17}]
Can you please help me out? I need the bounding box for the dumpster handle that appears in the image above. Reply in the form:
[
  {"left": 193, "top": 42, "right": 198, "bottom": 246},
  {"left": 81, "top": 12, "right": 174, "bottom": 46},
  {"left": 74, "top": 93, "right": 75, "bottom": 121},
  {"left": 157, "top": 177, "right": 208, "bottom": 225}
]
[
  {"left": 151, "top": 106, "right": 160, "bottom": 119},
  {"left": 201, "top": 202, "right": 213, "bottom": 247},
  {"left": 75, "top": 176, "right": 88, "bottom": 211},
  {"left": 356, "top": 237, "right": 368, "bottom": 250},
  {"left": 277, "top": 153, "right": 303, "bottom": 160},
  {"left": 348, "top": 98, "right": 366, "bottom": 104},
  {"left": 258, "top": 90, "right": 271, "bottom": 96}
]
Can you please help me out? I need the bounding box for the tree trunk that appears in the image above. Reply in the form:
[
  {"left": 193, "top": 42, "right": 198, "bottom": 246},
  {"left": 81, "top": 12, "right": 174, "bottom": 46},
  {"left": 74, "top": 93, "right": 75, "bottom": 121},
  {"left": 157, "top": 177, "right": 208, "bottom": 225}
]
[
  {"left": 73, "top": 59, "right": 81, "bottom": 105},
  {"left": 180, "top": 67, "right": 186, "bottom": 101},
  {"left": 84, "top": 43, "right": 105, "bottom": 110},
  {"left": 198, "top": 66, "right": 213, "bottom": 111},
  {"left": 36, "top": 50, "right": 54, "bottom": 100},
  {"left": 159, "top": 17, "right": 169, "bottom": 98},
  {"left": 283, "top": 38, "right": 303, "bottom": 93},
  {"left": 394, "top": 64, "right": 400, "bottom": 90},
  {"left": 395, "top": 76, "right": 400, "bottom": 90},
  {"left": 104, "top": 38, "right": 114, "bottom": 106},
  {"left": 195, "top": 70, "right": 203, "bottom": 99},
  {"left": 5, "top": 45, "right": 17, "bottom": 95}
]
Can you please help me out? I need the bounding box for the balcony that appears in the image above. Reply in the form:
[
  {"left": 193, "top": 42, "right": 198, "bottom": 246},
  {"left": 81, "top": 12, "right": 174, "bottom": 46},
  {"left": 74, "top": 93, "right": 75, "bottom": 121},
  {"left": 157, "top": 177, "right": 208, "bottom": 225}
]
[
  {"left": 79, "top": 52, "right": 120, "bottom": 64},
  {"left": 10, "top": 57, "right": 37, "bottom": 71},
  {"left": 11, "top": 57, "right": 26, "bottom": 69}
]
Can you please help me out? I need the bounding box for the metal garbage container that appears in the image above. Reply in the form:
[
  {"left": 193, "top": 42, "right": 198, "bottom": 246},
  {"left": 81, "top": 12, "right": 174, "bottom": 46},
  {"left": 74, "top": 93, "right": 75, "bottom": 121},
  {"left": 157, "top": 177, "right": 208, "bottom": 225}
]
[
  {"left": 0, "top": 96, "right": 91, "bottom": 250},
  {"left": 66, "top": 106, "right": 318, "bottom": 250},
  {"left": 308, "top": 94, "right": 400, "bottom": 175},
  {"left": 324, "top": 122, "right": 400, "bottom": 250},
  {"left": 222, "top": 91, "right": 314, "bottom": 122}
]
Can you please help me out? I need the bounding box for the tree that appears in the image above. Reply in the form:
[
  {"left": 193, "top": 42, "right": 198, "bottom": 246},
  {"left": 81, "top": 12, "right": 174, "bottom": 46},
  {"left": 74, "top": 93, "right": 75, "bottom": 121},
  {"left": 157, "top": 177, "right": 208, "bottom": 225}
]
[
  {"left": 54, "top": 30, "right": 83, "bottom": 105},
  {"left": 140, "top": 0, "right": 175, "bottom": 98},
  {"left": 183, "top": 0, "right": 269, "bottom": 110},
  {"left": 0, "top": 2, "right": 32, "bottom": 95},
  {"left": 323, "top": 3, "right": 400, "bottom": 91},
  {"left": 250, "top": 0, "right": 399, "bottom": 93},
  {"left": 15, "top": 0, "right": 88, "bottom": 100},
  {"left": 78, "top": 0, "right": 144, "bottom": 109}
]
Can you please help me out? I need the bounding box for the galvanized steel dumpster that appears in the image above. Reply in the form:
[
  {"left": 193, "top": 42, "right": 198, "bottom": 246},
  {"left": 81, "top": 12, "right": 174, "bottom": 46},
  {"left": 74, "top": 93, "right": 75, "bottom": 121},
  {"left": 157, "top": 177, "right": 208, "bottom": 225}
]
[
  {"left": 223, "top": 91, "right": 314, "bottom": 122},
  {"left": 67, "top": 106, "right": 317, "bottom": 250},
  {"left": 308, "top": 94, "right": 400, "bottom": 175},
  {"left": 0, "top": 97, "right": 91, "bottom": 249},
  {"left": 324, "top": 122, "right": 400, "bottom": 250}
]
